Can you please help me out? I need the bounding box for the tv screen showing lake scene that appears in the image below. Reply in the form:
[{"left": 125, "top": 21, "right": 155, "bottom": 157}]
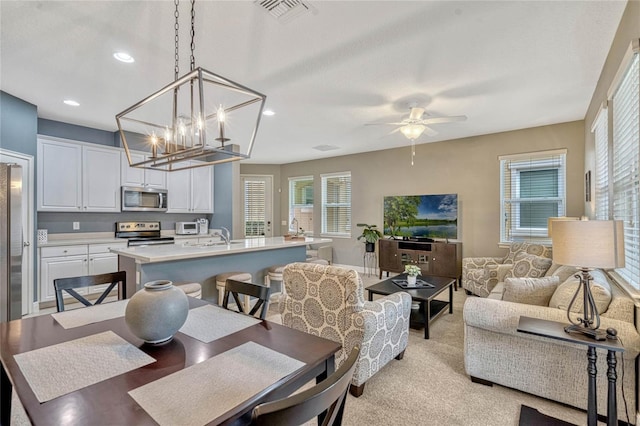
[{"left": 383, "top": 194, "right": 458, "bottom": 239}]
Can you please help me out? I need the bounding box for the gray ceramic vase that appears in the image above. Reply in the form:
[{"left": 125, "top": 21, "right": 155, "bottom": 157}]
[{"left": 125, "top": 280, "right": 189, "bottom": 344}]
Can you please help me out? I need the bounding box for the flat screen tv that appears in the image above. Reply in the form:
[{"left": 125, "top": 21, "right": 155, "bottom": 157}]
[{"left": 383, "top": 194, "right": 458, "bottom": 239}]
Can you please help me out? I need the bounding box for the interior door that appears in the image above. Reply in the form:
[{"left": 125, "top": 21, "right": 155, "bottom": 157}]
[
  {"left": 241, "top": 175, "right": 273, "bottom": 238},
  {"left": 0, "top": 150, "right": 34, "bottom": 315}
]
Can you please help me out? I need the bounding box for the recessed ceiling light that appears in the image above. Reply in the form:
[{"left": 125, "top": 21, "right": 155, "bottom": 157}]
[
  {"left": 63, "top": 100, "right": 80, "bottom": 107},
  {"left": 113, "top": 52, "right": 135, "bottom": 63},
  {"left": 262, "top": 110, "right": 275, "bottom": 116}
]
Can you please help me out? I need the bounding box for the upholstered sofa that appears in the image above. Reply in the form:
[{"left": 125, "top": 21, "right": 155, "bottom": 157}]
[
  {"left": 463, "top": 268, "right": 640, "bottom": 421},
  {"left": 280, "top": 262, "right": 412, "bottom": 397},
  {"left": 462, "top": 242, "right": 553, "bottom": 297}
]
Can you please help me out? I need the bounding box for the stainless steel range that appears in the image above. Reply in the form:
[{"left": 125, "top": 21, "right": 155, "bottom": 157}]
[{"left": 115, "top": 221, "right": 175, "bottom": 247}]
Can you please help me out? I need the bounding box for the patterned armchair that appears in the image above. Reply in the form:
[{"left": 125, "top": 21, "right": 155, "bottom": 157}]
[
  {"left": 280, "top": 262, "right": 411, "bottom": 397},
  {"left": 462, "top": 242, "right": 552, "bottom": 297}
]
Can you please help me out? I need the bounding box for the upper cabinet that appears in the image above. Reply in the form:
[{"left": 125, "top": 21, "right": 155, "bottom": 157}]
[
  {"left": 120, "top": 151, "right": 166, "bottom": 189},
  {"left": 37, "top": 137, "right": 213, "bottom": 213},
  {"left": 37, "top": 137, "right": 120, "bottom": 212},
  {"left": 167, "top": 160, "right": 214, "bottom": 213}
]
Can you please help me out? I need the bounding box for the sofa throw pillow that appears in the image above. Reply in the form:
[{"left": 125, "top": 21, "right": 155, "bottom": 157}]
[
  {"left": 548, "top": 269, "right": 612, "bottom": 313},
  {"left": 503, "top": 242, "right": 529, "bottom": 264},
  {"left": 549, "top": 264, "right": 580, "bottom": 283},
  {"left": 502, "top": 276, "right": 560, "bottom": 306},
  {"left": 505, "top": 253, "right": 553, "bottom": 279}
]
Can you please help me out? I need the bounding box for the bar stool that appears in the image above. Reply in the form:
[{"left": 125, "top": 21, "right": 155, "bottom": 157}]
[
  {"left": 264, "top": 264, "right": 286, "bottom": 301},
  {"left": 175, "top": 282, "right": 202, "bottom": 299},
  {"left": 215, "top": 272, "right": 252, "bottom": 309},
  {"left": 306, "top": 258, "right": 329, "bottom": 265}
]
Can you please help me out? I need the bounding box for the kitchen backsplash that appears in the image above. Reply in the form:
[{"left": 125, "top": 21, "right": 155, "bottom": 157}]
[{"left": 38, "top": 212, "right": 213, "bottom": 234}]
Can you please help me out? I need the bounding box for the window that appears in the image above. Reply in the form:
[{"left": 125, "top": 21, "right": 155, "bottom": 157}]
[
  {"left": 499, "top": 150, "right": 567, "bottom": 244},
  {"left": 321, "top": 172, "right": 351, "bottom": 237},
  {"left": 592, "top": 107, "right": 609, "bottom": 220},
  {"left": 611, "top": 52, "right": 639, "bottom": 287},
  {"left": 289, "top": 176, "right": 313, "bottom": 234},
  {"left": 241, "top": 176, "right": 272, "bottom": 237}
]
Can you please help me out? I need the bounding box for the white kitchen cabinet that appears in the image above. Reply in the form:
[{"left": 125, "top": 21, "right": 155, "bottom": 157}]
[
  {"left": 39, "top": 245, "right": 89, "bottom": 303},
  {"left": 37, "top": 138, "right": 82, "bottom": 211},
  {"left": 167, "top": 160, "right": 214, "bottom": 213},
  {"left": 37, "top": 137, "right": 121, "bottom": 212},
  {"left": 83, "top": 145, "right": 121, "bottom": 212},
  {"left": 39, "top": 242, "right": 126, "bottom": 303},
  {"left": 87, "top": 242, "right": 127, "bottom": 294},
  {"left": 120, "top": 151, "right": 166, "bottom": 189}
]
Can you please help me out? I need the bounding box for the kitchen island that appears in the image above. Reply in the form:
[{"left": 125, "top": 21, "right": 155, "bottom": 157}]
[{"left": 112, "top": 236, "right": 331, "bottom": 302}]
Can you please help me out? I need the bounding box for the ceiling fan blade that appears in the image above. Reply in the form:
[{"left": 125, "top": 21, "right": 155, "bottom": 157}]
[
  {"left": 422, "top": 115, "right": 467, "bottom": 124},
  {"left": 423, "top": 126, "right": 438, "bottom": 136},
  {"left": 365, "top": 122, "right": 407, "bottom": 126},
  {"left": 408, "top": 107, "right": 425, "bottom": 120}
]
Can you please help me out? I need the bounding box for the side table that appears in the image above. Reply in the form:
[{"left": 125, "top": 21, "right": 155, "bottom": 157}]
[
  {"left": 363, "top": 251, "right": 377, "bottom": 277},
  {"left": 517, "top": 316, "right": 624, "bottom": 426}
]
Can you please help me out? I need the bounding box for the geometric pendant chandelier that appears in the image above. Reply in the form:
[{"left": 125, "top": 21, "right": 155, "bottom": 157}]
[{"left": 115, "top": 0, "right": 266, "bottom": 172}]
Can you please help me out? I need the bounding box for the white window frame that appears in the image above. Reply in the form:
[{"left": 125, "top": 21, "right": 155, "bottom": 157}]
[
  {"left": 499, "top": 150, "right": 567, "bottom": 244},
  {"left": 321, "top": 171, "right": 351, "bottom": 238}
]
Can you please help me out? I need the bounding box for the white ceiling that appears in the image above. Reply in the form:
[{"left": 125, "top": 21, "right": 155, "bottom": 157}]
[{"left": 0, "top": 1, "right": 627, "bottom": 164}]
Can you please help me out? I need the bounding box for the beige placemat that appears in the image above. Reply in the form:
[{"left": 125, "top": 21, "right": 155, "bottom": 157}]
[
  {"left": 129, "top": 341, "right": 305, "bottom": 426},
  {"left": 14, "top": 331, "right": 155, "bottom": 402},
  {"left": 51, "top": 300, "right": 129, "bottom": 329},
  {"left": 178, "top": 304, "right": 261, "bottom": 343}
]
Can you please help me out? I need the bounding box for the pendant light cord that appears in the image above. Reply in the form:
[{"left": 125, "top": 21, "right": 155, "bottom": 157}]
[
  {"left": 174, "top": 0, "right": 180, "bottom": 80},
  {"left": 190, "top": 0, "right": 196, "bottom": 72}
]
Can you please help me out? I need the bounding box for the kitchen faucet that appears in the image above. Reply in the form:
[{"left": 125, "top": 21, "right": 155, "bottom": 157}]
[{"left": 220, "top": 226, "right": 230, "bottom": 244}]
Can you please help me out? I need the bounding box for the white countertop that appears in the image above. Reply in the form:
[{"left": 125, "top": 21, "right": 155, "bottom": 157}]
[
  {"left": 111, "top": 237, "right": 331, "bottom": 264},
  {"left": 37, "top": 231, "right": 220, "bottom": 247}
]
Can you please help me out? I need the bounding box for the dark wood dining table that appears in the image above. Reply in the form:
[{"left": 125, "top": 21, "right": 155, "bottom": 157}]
[{"left": 0, "top": 298, "right": 341, "bottom": 425}]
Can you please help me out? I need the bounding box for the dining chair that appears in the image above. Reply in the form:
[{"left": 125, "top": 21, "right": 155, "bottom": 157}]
[
  {"left": 222, "top": 279, "right": 271, "bottom": 319},
  {"left": 251, "top": 346, "right": 360, "bottom": 426},
  {"left": 53, "top": 271, "right": 127, "bottom": 312}
]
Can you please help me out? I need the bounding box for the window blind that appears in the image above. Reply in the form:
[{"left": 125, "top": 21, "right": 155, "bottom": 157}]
[
  {"left": 499, "top": 150, "right": 567, "bottom": 244},
  {"left": 593, "top": 108, "right": 609, "bottom": 220},
  {"left": 288, "top": 176, "right": 313, "bottom": 233},
  {"left": 321, "top": 172, "right": 351, "bottom": 236},
  {"left": 611, "top": 53, "right": 639, "bottom": 287},
  {"left": 243, "top": 178, "right": 266, "bottom": 236}
]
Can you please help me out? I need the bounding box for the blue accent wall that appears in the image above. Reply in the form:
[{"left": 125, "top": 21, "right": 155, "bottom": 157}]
[
  {"left": 212, "top": 162, "right": 233, "bottom": 232},
  {"left": 38, "top": 118, "right": 115, "bottom": 146},
  {"left": 0, "top": 91, "right": 38, "bottom": 156}
]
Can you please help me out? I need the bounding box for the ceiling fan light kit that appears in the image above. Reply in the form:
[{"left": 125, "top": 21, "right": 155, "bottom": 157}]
[
  {"left": 116, "top": 0, "right": 266, "bottom": 172},
  {"left": 366, "top": 105, "right": 467, "bottom": 166}
]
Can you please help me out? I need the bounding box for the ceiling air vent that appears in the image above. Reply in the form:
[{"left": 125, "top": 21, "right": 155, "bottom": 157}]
[
  {"left": 255, "top": 0, "right": 317, "bottom": 24},
  {"left": 313, "top": 145, "right": 339, "bottom": 152}
]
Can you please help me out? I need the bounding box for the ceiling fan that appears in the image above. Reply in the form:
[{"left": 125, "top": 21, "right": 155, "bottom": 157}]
[{"left": 366, "top": 106, "right": 467, "bottom": 165}]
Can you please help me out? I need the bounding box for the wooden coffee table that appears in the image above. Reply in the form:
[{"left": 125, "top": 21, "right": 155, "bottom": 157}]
[{"left": 367, "top": 274, "right": 455, "bottom": 339}]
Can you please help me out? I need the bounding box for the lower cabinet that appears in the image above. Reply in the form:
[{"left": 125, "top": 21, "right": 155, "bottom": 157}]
[{"left": 39, "top": 242, "right": 127, "bottom": 304}]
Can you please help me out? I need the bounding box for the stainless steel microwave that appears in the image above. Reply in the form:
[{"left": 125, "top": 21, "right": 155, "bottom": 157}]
[{"left": 121, "top": 186, "right": 168, "bottom": 212}]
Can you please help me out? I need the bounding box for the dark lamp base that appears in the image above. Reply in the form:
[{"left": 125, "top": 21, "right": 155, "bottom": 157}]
[{"left": 564, "top": 324, "right": 606, "bottom": 341}]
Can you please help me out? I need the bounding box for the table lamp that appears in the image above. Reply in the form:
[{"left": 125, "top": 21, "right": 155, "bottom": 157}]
[{"left": 551, "top": 220, "right": 625, "bottom": 340}]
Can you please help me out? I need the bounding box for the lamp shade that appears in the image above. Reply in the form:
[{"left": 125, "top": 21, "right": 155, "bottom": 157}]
[
  {"left": 552, "top": 220, "right": 625, "bottom": 269},
  {"left": 547, "top": 216, "right": 580, "bottom": 237},
  {"left": 400, "top": 124, "right": 426, "bottom": 140}
]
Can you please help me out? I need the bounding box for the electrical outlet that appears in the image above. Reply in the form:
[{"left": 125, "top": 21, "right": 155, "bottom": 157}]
[
  {"left": 281, "top": 220, "right": 287, "bottom": 226},
  {"left": 73, "top": 222, "right": 80, "bottom": 230}
]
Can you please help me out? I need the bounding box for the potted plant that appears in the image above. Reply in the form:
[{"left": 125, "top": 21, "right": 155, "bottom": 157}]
[
  {"left": 357, "top": 223, "right": 383, "bottom": 252},
  {"left": 404, "top": 264, "right": 421, "bottom": 286}
]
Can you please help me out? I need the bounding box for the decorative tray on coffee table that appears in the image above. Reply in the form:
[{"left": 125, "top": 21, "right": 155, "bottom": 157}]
[{"left": 392, "top": 278, "right": 435, "bottom": 289}]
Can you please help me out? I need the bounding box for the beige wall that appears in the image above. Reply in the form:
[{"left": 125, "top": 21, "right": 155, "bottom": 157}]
[
  {"left": 584, "top": 0, "right": 640, "bottom": 218},
  {"left": 244, "top": 120, "right": 585, "bottom": 267}
]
